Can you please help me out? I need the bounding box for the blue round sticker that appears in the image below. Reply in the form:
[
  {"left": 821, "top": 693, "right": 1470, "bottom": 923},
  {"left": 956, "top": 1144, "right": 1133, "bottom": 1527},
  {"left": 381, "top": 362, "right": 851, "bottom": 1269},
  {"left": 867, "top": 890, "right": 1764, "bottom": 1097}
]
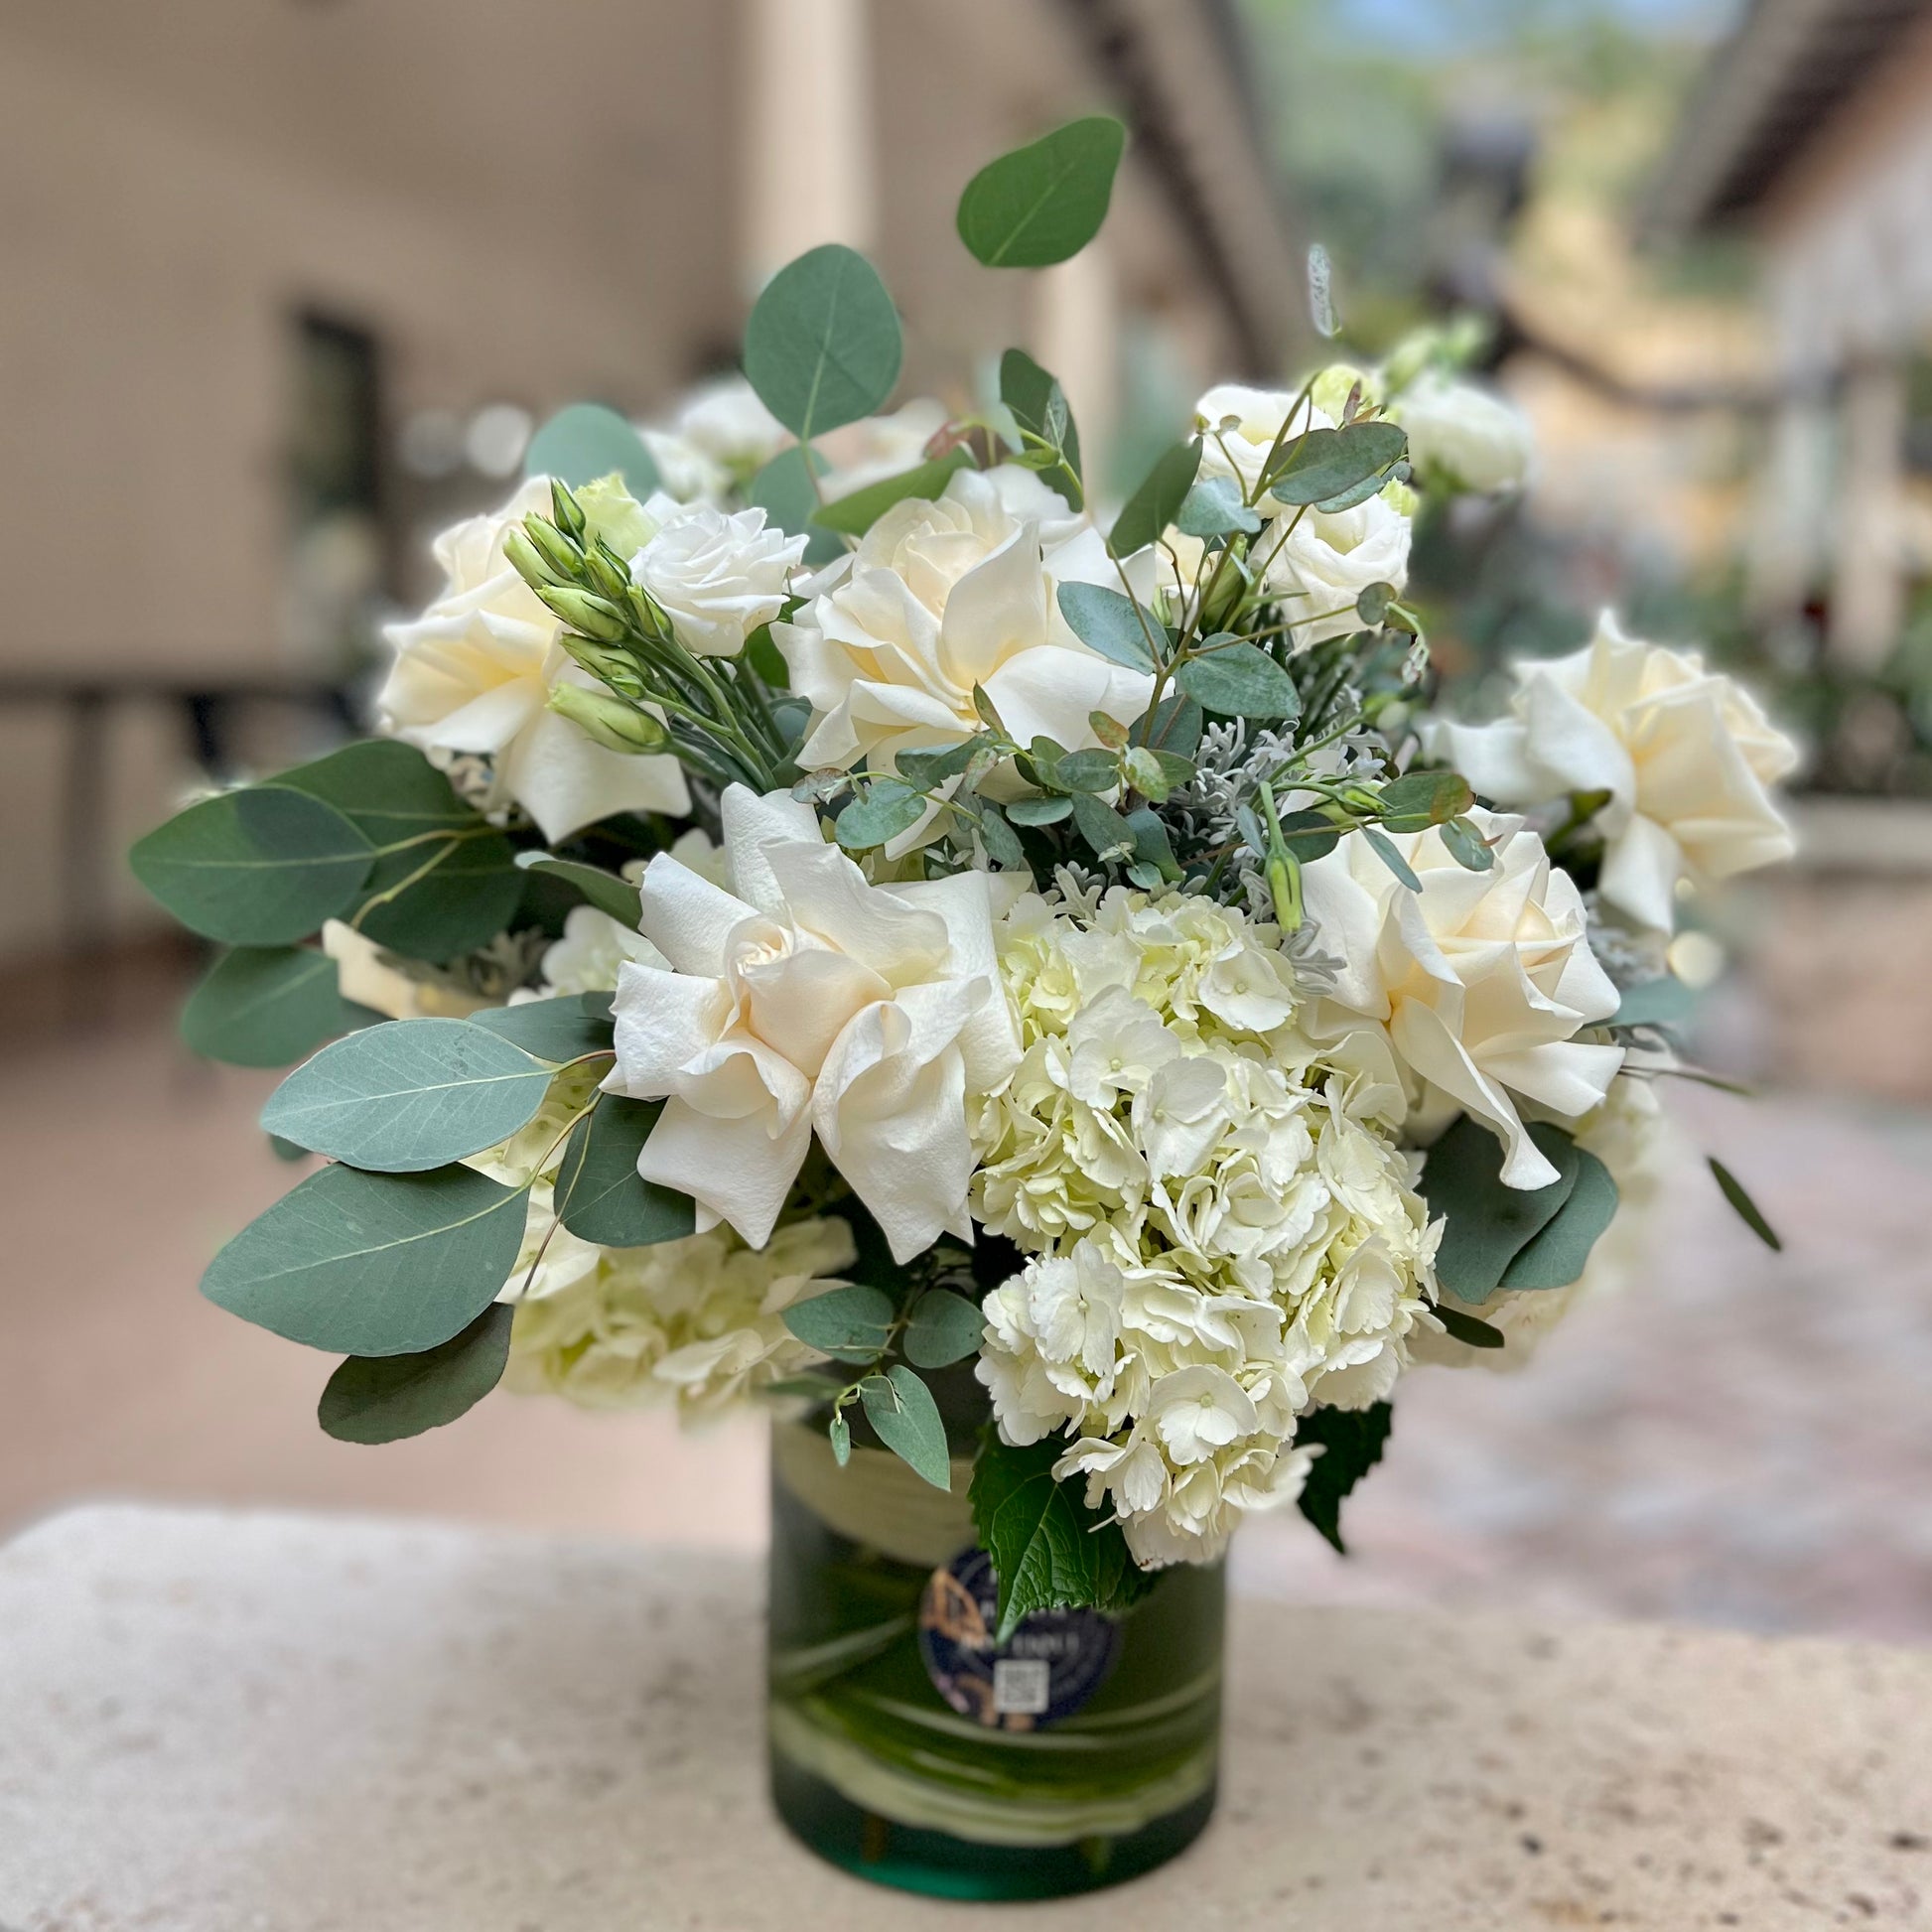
[{"left": 917, "top": 1546, "right": 1120, "bottom": 1730}]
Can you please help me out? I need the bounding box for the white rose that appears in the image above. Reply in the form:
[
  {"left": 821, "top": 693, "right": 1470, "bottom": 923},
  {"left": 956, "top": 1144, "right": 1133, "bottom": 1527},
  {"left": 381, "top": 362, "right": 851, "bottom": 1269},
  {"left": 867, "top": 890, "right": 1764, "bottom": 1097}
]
[
  {"left": 605, "top": 784, "right": 1022, "bottom": 1258},
  {"left": 1192, "top": 382, "right": 1319, "bottom": 499},
  {"left": 378, "top": 478, "right": 690, "bottom": 843},
  {"left": 669, "top": 375, "right": 789, "bottom": 472},
  {"left": 1421, "top": 613, "right": 1800, "bottom": 931},
  {"left": 1263, "top": 490, "right": 1412, "bottom": 648},
  {"left": 631, "top": 493, "right": 805, "bottom": 658},
  {"left": 1300, "top": 808, "right": 1624, "bottom": 1189},
  {"left": 773, "top": 469, "right": 1156, "bottom": 780},
  {"left": 1396, "top": 374, "right": 1532, "bottom": 493}
]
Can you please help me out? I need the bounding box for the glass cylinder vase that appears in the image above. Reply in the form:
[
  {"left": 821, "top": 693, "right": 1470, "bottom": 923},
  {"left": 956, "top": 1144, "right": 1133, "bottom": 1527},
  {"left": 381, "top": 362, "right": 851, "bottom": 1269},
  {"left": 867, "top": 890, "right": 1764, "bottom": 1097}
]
[{"left": 766, "top": 1408, "right": 1224, "bottom": 1900}]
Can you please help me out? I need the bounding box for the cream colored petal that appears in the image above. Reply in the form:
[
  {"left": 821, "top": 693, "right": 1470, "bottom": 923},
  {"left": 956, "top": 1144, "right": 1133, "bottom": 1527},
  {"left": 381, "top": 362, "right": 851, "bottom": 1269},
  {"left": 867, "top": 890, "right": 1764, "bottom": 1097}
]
[
  {"left": 719, "top": 783, "right": 825, "bottom": 914},
  {"left": 1390, "top": 999, "right": 1558, "bottom": 1188},
  {"left": 607, "top": 963, "right": 735, "bottom": 1094},
  {"left": 636, "top": 853, "right": 758, "bottom": 978},
  {"left": 1597, "top": 813, "right": 1684, "bottom": 932},
  {"left": 501, "top": 706, "right": 691, "bottom": 844},
  {"left": 636, "top": 1094, "right": 813, "bottom": 1250}
]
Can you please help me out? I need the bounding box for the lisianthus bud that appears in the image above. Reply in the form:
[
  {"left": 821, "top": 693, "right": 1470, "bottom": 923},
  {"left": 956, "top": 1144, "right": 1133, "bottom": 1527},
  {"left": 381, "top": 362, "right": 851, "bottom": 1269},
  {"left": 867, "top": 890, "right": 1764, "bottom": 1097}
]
[
  {"left": 559, "top": 634, "right": 647, "bottom": 700},
  {"left": 534, "top": 584, "right": 630, "bottom": 642},
  {"left": 503, "top": 525, "right": 568, "bottom": 591},
  {"left": 520, "top": 515, "right": 584, "bottom": 583},
  {"left": 547, "top": 682, "right": 671, "bottom": 755}
]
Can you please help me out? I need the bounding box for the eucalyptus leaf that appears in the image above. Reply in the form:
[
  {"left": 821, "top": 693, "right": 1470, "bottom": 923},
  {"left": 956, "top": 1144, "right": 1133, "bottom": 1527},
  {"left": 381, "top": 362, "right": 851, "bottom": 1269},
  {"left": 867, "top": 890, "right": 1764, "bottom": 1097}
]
[
  {"left": 1143, "top": 690, "right": 1203, "bottom": 757},
  {"left": 829, "top": 1411, "right": 852, "bottom": 1466},
  {"left": 261, "top": 1019, "right": 554, "bottom": 1172},
  {"left": 181, "top": 946, "right": 350, "bottom": 1069},
  {"left": 1071, "top": 790, "right": 1135, "bottom": 861},
  {"left": 1432, "top": 1304, "right": 1506, "bottom": 1350},
  {"left": 1614, "top": 976, "right": 1700, "bottom": 1030},
  {"left": 553, "top": 1095, "right": 695, "bottom": 1247},
  {"left": 1176, "top": 476, "right": 1262, "bottom": 538},
  {"left": 969, "top": 1431, "right": 1150, "bottom": 1642},
  {"left": 783, "top": 1283, "right": 896, "bottom": 1362},
  {"left": 318, "top": 1304, "right": 513, "bottom": 1445},
  {"left": 978, "top": 802, "right": 1026, "bottom": 869},
  {"left": 956, "top": 116, "right": 1126, "bottom": 268},
  {"left": 202, "top": 1162, "right": 528, "bottom": 1356},
  {"left": 1379, "top": 768, "right": 1473, "bottom": 832},
  {"left": 276, "top": 742, "right": 520, "bottom": 963},
  {"left": 812, "top": 453, "right": 972, "bottom": 534},
  {"left": 470, "top": 993, "right": 616, "bottom": 1065},
  {"left": 743, "top": 243, "right": 902, "bottom": 442},
  {"left": 748, "top": 445, "right": 844, "bottom": 567},
  {"left": 903, "top": 1288, "right": 986, "bottom": 1369},
  {"left": 525, "top": 403, "right": 661, "bottom": 498},
  {"left": 1500, "top": 1147, "right": 1618, "bottom": 1290},
  {"left": 1055, "top": 582, "right": 1158, "bottom": 672},
  {"left": 1278, "top": 808, "right": 1339, "bottom": 864},
  {"left": 1176, "top": 641, "right": 1302, "bottom": 720},
  {"left": 1007, "top": 795, "right": 1072, "bottom": 826},
  {"left": 894, "top": 738, "right": 983, "bottom": 788},
  {"left": 130, "top": 786, "right": 373, "bottom": 946},
  {"left": 512, "top": 853, "right": 642, "bottom": 928},
  {"left": 1364, "top": 826, "right": 1421, "bottom": 892},
  {"left": 1000, "top": 347, "right": 1083, "bottom": 508},
  {"left": 1110, "top": 438, "right": 1202, "bottom": 557},
  {"left": 1420, "top": 1117, "right": 1582, "bottom": 1304},
  {"left": 1125, "top": 806, "right": 1181, "bottom": 882},
  {"left": 836, "top": 780, "right": 927, "bottom": 851},
  {"left": 860, "top": 1365, "right": 950, "bottom": 1490},
  {"left": 1053, "top": 749, "right": 1121, "bottom": 793},
  {"left": 1264, "top": 423, "right": 1407, "bottom": 507},
  {"left": 1294, "top": 1402, "right": 1392, "bottom": 1554},
  {"left": 1441, "top": 815, "right": 1496, "bottom": 873}
]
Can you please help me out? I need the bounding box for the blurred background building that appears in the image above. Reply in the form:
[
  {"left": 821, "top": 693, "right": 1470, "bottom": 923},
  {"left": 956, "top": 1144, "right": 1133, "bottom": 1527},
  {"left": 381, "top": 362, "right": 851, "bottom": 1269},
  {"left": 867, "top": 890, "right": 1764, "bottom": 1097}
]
[{"left": 4, "top": 0, "right": 1930, "bottom": 1645}]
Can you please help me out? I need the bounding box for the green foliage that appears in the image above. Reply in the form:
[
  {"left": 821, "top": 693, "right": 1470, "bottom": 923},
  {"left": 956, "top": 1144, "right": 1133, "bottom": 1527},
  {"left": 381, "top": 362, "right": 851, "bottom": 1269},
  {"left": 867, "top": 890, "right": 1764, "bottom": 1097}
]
[
  {"left": 318, "top": 1304, "right": 513, "bottom": 1446},
  {"left": 968, "top": 1432, "right": 1151, "bottom": 1643},
  {"left": 1276, "top": 807, "right": 1339, "bottom": 864},
  {"left": 783, "top": 1283, "right": 897, "bottom": 1362},
  {"left": 1056, "top": 582, "right": 1158, "bottom": 672},
  {"left": 1111, "top": 439, "right": 1202, "bottom": 556},
  {"left": 180, "top": 946, "right": 352, "bottom": 1069},
  {"left": 1000, "top": 348, "right": 1084, "bottom": 508},
  {"left": 1500, "top": 1145, "right": 1617, "bottom": 1290},
  {"left": 1175, "top": 477, "right": 1262, "bottom": 538},
  {"left": 1614, "top": 975, "right": 1699, "bottom": 1029},
  {"left": 743, "top": 244, "right": 902, "bottom": 442},
  {"left": 1143, "top": 690, "right": 1204, "bottom": 758},
  {"left": 277, "top": 743, "right": 522, "bottom": 964},
  {"left": 812, "top": 453, "right": 972, "bottom": 534},
  {"left": 469, "top": 993, "right": 615, "bottom": 1065},
  {"left": 130, "top": 786, "right": 373, "bottom": 946},
  {"left": 1431, "top": 1304, "right": 1505, "bottom": 1350},
  {"left": 1071, "top": 790, "right": 1136, "bottom": 863},
  {"left": 552, "top": 1096, "right": 695, "bottom": 1247},
  {"left": 748, "top": 446, "right": 844, "bottom": 567},
  {"left": 1440, "top": 815, "right": 1496, "bottom": 872},
  {"left": 1007, "top": 795, "right": 1071, "bottom": 826},
  {"left": 860, "top": 1365, "right": 950, "bottom": 1490},
  {"left": 202, "top": 1162, "right": 528, "bottom": 1356},
  {"left": 1421, "top": 1117, "right": 1621, "bottom": 1304},
  {"left": 1709, "top": 1157, "right": 1782, "bottom": 1252},
  {"left": 1264, "top": 422, "right": 1407, "bottom": 507},
  {"left": 1363, "top": 825, "right": 1421, "bottom": 891},
  {"left": 1175, "top": 640, "right": 1302, "bottom": 719},
  {"left": 512, "top": 853, "right": 642, "bottom": 928},
  {"left": 1379, "top": 768, "right": 1472, "bottom": 831},
  {"left": 977, "top": 802, "right": 1026, "bottom": 869},
  {"left": 956, "top": 116, "right": 1126, "bottom": 268},
  {"left": 902, "top": 1288, "right": 985, "bottom": 1369},
  {"left": 524, "top": 404, "right": 661, "bottom": 499},
  {"left": 835, "top": 780, "right": 926, "bottom": 852},
  {"left": 260, "top": 1019, "right": 554, "bottom": 1172},
  {"left": 1295, "top": 1401, "right": 1392, "bottom": 1554}
]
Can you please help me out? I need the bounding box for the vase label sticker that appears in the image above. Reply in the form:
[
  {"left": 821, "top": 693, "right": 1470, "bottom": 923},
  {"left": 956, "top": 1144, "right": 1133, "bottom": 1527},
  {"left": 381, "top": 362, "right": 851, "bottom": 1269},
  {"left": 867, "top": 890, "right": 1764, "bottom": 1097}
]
[{"left": 917, "top": 1546, "right": 1120, "bottom": 1730}]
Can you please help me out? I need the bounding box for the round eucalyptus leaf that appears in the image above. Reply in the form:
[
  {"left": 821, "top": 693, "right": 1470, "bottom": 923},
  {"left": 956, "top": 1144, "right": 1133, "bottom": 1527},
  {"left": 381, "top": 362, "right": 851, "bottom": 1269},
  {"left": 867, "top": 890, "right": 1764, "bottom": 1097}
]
[
  {"left": 956, "top": 116, "right": 1127, "bottom": 268},
  {"left": 202, "top": 1162, "right": 529, "bottom": 1357},
  {"left": 319, "top": 1304, "right": 514, "bottom": 1445},
  {"left": 743, "top": 244, "right": 902, "bottom": 442},
  {"left": 130, "top": 786, "right": 373, "bottom": 946},
  {"left": 525, "top": 403, "right": 661, "bottom": 498},
  {"left": 260, "top": 1019, "right": 555, "bottom": 1172},
  {"left": 1175, "top": 642, "right": 1302, "bottom": 720},
  {"left": 181, "top": 946, "right": 349, "bottom": 1069},
  {"left": 553, "top": 1096, "right": 695, "bottom": 1248}
]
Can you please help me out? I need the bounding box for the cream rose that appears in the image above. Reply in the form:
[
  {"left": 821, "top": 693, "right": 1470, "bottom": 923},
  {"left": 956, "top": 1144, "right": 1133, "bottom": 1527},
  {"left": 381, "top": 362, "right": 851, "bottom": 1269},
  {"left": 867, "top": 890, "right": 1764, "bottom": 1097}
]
[
  {"left": 631, "top": 493, "right": 804, "bottom": 658},
  {"left": 1262, "top": 490, "right": 1412, "bottom": 648},
  {"left": 378, "top": 478, "right": 690, "bottom": 843},
  {"left": 1421, "top": 614, "right": 1800, "bottom": 931},
  {"left": 773, "top": 469, "right": 1155, "bottom": 780},
  {"left": 1299, "top": 808, "right": 1624, "bottom": 1189},
  {"left": 1395, "top": 374, "right": 1532, "bottom": 493},
  {"left": 605, "top": 784, "right": 1022, "bottom": 1259}
]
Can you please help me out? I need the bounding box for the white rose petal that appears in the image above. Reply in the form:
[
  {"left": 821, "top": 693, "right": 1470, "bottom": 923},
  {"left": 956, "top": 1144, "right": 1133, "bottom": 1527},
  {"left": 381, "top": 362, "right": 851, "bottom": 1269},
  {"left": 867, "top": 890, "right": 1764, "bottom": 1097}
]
[{"left": 632, "top": 493, "right": 805, "bottom": 658}]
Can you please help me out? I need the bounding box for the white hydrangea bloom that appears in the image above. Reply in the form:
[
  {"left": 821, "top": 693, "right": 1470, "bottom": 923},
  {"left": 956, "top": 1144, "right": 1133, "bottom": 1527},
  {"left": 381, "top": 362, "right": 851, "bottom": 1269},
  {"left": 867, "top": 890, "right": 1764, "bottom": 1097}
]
[
  {"left": 970, "top": 885, "right": 1440, "bottom": 1566},
  {"left": 503, "top": 1204, "right": 857, "bottom": 1421},
  {"left": 1394, "top": 374, "right": 1533, "bottom": 494},
  {"left": 526, "top": 904, "right": 667, "bottom": 998},
  {"left": 631, "top": 493, "right": 805, "bottom": 658}
]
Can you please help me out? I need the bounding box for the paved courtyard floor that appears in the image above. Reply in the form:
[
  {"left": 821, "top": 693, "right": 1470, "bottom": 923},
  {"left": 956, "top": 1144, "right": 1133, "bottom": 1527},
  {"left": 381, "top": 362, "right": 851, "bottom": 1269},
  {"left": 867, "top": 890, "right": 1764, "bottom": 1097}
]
[{"left": 4, "top": 972, "right": 1928, "bottom": 1642}]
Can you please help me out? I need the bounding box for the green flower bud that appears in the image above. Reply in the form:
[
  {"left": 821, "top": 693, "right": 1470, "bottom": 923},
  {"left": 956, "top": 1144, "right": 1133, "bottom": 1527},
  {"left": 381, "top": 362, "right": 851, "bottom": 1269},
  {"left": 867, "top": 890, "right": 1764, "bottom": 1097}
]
[
  {"left": 1266, "top": 852, "right": 1303, "bottom": 930},
  {"left": 559, "top": 634, "right": 646, "bottom": 700},
  {"left": 550, "top": 479, "right": 587, "bottom": 541},
  {"left": 575, "top": 474, "right": 657, "bottom": 557},
  {"left": 502, "top": 526, "right": 564, "bottom": 591},
  {"left": 547, "top": 682, "right": 670, "bottom": 756},
  {"left": 534, "top": 584, "right": 629, "bottom": 643},
  {"left": 582, "top": 540, "right": 633, "bottom": 605},
  {"left": 521, "top": 514, "right": 585, "bottom": 583}
]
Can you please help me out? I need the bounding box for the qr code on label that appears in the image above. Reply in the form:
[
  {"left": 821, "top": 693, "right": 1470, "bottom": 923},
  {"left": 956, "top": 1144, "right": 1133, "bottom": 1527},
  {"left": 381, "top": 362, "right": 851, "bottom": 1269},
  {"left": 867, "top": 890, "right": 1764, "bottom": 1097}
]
[{"left": 993, "top": 1657, "right": 1051, "bottom": 1716}]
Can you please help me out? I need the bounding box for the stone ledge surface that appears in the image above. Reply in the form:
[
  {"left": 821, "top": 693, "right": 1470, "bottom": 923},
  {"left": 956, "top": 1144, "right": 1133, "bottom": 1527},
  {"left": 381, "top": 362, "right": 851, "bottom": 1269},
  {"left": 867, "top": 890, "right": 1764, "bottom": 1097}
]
[{"left": 0, "top": 1503, "right": 1926, "bottom": 1929}]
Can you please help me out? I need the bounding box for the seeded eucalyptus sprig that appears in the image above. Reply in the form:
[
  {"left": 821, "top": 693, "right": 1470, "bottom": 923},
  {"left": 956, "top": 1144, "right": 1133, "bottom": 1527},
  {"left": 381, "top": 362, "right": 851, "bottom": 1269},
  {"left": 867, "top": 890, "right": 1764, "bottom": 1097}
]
[{"left": 505, "top": 480, "right": 796, "bottom": 794}]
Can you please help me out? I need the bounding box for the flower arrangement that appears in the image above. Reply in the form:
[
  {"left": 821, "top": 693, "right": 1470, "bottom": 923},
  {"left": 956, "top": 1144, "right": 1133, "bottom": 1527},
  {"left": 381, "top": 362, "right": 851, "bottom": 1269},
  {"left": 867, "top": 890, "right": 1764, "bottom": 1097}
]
[{"left": 135, "top": 118, "right": 1795, "bottom": 1647}]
